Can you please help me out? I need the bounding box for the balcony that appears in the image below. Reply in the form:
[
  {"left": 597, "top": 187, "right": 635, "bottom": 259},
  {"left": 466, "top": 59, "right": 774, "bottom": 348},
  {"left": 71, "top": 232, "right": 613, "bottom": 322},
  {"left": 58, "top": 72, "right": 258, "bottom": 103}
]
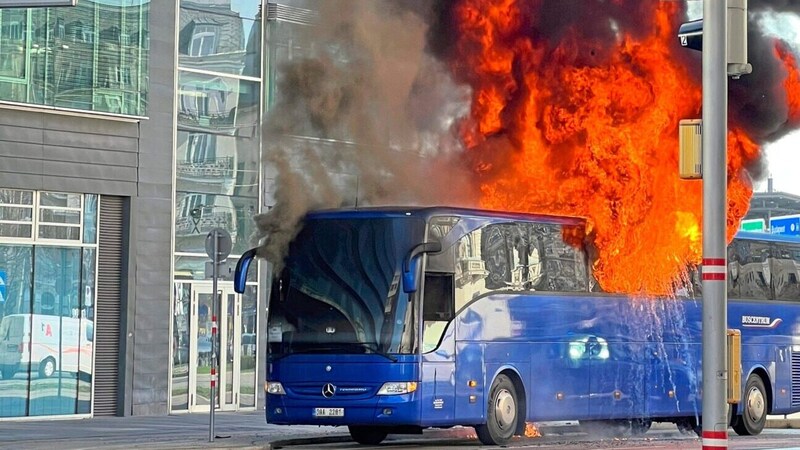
[{"left": 177, "top": 156, "right": 234, "bottom": 180}]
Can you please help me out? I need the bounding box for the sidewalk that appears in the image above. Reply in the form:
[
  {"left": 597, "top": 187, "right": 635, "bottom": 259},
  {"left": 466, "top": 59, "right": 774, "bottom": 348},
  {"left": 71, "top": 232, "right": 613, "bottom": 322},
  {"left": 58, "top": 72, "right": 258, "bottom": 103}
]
[
  {"left": 1, "top": 411, "right": 797, "bottom": 450},
  {"left": 0, "top": 411, "right": 345, "bottom": 450}
]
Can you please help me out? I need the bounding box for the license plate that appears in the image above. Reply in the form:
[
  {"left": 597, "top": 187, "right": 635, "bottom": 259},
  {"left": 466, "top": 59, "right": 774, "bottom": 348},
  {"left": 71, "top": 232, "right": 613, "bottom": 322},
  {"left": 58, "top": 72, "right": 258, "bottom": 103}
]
[{"left": 314, "top": 407, "right": 344, "bottom": 417}]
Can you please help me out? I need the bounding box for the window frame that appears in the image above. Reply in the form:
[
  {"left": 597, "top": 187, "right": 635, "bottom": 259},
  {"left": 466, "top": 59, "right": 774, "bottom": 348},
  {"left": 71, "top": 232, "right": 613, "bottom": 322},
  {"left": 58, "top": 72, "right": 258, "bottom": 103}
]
[{"left": 0, "top": 189, "right": 99, "bottom": 246}]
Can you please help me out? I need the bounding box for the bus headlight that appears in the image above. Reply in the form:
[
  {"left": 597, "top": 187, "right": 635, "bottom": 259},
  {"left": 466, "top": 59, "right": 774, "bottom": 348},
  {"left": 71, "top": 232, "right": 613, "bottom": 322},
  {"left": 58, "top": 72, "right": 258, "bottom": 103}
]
[
  {"left": 377, "top": 382, "right": 418, "bottom": 395},
  {"left": 265, "top": 381, "right": 286, "bottom": 395}
]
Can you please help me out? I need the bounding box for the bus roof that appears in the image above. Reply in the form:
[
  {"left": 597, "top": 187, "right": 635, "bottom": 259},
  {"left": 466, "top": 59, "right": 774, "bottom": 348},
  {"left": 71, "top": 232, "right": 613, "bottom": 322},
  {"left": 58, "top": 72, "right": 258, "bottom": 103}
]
[{"left": 306, "top": 206, "right": 586, "bottom": 226}]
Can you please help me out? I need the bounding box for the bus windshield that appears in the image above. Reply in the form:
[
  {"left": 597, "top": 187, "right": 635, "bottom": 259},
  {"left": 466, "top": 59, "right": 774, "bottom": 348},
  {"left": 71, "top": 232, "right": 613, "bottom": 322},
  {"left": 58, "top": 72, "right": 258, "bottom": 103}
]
[{"left": 268, "top": 216, "right": 425, "bottom": 359}]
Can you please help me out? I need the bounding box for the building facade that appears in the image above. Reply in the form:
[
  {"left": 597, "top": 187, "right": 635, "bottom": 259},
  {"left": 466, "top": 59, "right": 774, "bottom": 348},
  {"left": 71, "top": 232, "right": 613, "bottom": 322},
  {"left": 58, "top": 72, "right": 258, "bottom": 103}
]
[{"left": 0, "top": 0, "right": 320, "bottom": 419}]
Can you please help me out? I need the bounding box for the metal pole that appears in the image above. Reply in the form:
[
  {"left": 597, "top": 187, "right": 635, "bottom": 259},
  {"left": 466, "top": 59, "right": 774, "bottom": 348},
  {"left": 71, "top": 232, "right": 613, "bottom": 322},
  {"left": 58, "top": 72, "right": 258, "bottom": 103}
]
[
  {"left": 209, "top": 230, "right": 219, "bottom": 442},
  {"left": 701, "top": 0, "right": 729, "bottom": 449}
]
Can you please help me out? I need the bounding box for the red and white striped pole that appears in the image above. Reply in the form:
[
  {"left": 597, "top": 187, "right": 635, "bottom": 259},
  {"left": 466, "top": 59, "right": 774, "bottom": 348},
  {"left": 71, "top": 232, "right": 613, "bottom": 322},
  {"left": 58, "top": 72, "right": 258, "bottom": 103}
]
[
  {"left": 701, "top": 0, "right": 729, "bottom": 448},
  {"left": 209, "top": 231, "right": 219, "bottom": 442},
  {"left": 702, "top": 430, "right": 728, "bottom": 450}
]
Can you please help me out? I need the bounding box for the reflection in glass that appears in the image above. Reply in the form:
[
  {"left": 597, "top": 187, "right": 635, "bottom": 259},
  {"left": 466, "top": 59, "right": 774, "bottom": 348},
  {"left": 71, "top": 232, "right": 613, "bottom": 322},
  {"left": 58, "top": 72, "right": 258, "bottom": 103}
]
[
  {"left": 29, "top": 247, "right": 81, "bottom": 416},
  {"left": 176, "top": 131, "right": 259, "bottom": 198},
  {"left": 0, "top": 1, "right": 150, "bottom": 116},
  {"left": 77, "top": 248, "right": 96, "bottom": 414},
  {"left": 178, "top": 72, "right": 259, "bottom": 131},
  {"left": 0, "top": 191, "right": 96, "bottom": 418},
  {"left": 0, "top": 246, "right": 33, "bottom": 417},
  {"left": 239, "top": 285, "right": 257, "bottom": 408},
  {"left": 83, "top": 195, "right": 98, "bottom": 244},
  {"left": 174, "top": 192, "right": 256, "bottom": 255},
  {"left": 194, "top": 293, "right": 214, "bottom": 407},
  {"left": 179, "top": 2, "right": 261, "bottom": 78},
  {"left": 225, "top": 293, "right": 235, "bottom": 405},
  {"left": 171, "top": 283, "right": 191, "bottom": 411}
]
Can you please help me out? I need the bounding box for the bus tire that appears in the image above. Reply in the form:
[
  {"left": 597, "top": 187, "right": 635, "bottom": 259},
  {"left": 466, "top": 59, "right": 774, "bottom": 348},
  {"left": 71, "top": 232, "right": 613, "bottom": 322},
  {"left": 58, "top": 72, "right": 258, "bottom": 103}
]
[
  {"left": 348, "top": 426, "right": 387, "bottom": 445},
  {"left": 733, "top": 374, "right": 767, "bottom": 436},
  {"left": 476, "top": 374, "right": 519, "bottom": 445},
  {"left": 630, "top": 418, "right": 652, "bottom": 436},
  {"left": 39, "top": 357, "right": 56, "bottom": 378},
  {"left": 676, "top": 418, "right": 701, "bottom": 437}
]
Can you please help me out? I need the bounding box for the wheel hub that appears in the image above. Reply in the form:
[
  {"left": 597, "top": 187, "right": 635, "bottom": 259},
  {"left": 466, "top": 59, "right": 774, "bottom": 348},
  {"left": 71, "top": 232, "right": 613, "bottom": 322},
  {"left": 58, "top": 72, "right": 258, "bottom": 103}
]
[
  {"left": 746, "top": 386, "right": 765, "bottom": 421},
  {"left": 494, "top": 389, "right": 516, "bottom": 429}
]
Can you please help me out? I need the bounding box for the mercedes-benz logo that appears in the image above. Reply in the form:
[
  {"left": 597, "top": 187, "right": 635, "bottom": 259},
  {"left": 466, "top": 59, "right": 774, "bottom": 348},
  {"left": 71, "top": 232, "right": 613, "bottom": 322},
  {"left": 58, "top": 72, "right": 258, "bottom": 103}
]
[{"left": 322, "top": 383, "right": 336, "bottom": 398}]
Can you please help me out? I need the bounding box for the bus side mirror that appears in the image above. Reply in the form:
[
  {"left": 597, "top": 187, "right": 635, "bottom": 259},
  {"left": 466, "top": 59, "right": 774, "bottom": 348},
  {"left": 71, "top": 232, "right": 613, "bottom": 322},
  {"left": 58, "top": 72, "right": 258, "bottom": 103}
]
[
  {"left": 234, "top": 248, "right": 258, "bottom": 294},
  {"left": 402, "top": 242, "right": 442, "bottom": 293}
]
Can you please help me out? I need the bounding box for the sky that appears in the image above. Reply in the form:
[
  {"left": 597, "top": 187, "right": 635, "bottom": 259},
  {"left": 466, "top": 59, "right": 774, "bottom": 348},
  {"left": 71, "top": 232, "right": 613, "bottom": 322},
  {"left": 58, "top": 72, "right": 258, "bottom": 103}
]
[{"left": 757, "top": 13, "right": 800, "bottom": 194}]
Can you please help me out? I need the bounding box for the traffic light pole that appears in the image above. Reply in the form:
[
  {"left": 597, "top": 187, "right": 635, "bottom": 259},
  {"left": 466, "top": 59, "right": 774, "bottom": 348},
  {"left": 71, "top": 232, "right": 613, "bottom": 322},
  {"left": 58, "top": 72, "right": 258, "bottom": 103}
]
[{"left": 701, "top": 0, "right": 729, "bottom": 449}]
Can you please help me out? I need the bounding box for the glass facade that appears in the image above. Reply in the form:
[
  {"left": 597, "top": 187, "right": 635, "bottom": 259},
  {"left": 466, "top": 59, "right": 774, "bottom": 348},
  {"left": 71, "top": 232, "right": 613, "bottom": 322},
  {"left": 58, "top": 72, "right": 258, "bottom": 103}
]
[
  {"left": 0, "top": 0, "right": 150, "bottom": 116},
  {"left": 0, "top": 189, "right": 98, "bottom": 418},
  {"left": 171, "top": 0, "right": 262, "bottom": 412}
]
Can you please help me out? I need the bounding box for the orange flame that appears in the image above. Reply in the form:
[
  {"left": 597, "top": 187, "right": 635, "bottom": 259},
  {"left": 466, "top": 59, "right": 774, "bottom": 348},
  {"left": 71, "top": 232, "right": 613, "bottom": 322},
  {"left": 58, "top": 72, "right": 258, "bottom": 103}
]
[
  {"left": 525, "top": 422, "right": 542, "bottom": 437},
  {"left": 775, "top": 41, "right": 800, "bottom": 123},
  {"left": 449, "top": 1, "right": 765, "bottom": 294}
]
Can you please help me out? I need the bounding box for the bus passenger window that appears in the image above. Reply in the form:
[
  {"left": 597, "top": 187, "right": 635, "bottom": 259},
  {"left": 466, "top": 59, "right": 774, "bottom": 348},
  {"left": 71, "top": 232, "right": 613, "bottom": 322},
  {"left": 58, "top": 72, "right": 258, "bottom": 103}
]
[
  {"left": 772, "top": 243, "right": 800, "bottom": 301},
  {"left": 422, "top": 272, "right": 454, "bottom": 352},
  {"left": 423, "top": 273, "right": 454, "bottom": 321}
]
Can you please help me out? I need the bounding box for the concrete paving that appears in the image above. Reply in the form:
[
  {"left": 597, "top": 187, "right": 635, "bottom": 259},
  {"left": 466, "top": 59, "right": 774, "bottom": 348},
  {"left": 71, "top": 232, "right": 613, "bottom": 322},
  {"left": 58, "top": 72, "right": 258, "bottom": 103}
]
[
  {"left": 0, "top": 411, "right": 798, "bottom": 450},
  {"left": 0, "top": 410, "right": 344, "bottom": 450}
]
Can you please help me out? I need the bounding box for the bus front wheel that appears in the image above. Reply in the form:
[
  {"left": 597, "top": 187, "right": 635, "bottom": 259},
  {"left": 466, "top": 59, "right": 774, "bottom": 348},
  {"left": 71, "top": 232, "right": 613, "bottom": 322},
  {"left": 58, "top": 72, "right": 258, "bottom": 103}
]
[
  {"left": 733, "top": 374, "right": 767, "bottom": 436},
  {"left": 348, "top": 426, "right": 387, "bottom": 445},
  {"left": 476, "top": 374, "right": 519, "bottom": 446}
]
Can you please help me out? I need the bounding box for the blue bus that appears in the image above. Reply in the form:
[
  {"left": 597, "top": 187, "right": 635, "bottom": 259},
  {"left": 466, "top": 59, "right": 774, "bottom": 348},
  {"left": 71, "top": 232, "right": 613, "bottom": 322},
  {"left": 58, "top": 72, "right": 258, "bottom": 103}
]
[{"left": 233, "top": 207, "right": 800, "bottom": 446}]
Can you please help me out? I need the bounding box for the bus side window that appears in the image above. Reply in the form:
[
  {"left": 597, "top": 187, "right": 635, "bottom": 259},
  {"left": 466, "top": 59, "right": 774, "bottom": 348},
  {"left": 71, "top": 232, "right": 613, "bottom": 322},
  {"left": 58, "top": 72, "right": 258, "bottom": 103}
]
[
  {"left": 423, "top": 273, "right": 454, "bottom": 321},
  {"left": 422, "top": 272, "right": 454, "bottom": 352},
  {"left": 731, "top": 239, "right": 772, "bottom": 301},
  {"left": 772, "top": 242, "right": 800, "bottom": 301}
]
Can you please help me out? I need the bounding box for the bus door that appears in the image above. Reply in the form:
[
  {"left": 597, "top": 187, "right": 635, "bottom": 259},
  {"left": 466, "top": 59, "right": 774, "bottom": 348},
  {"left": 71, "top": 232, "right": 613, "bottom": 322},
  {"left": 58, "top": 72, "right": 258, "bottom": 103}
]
[{"left": 419, "top": 272, "right": 456, "bottom": 424}]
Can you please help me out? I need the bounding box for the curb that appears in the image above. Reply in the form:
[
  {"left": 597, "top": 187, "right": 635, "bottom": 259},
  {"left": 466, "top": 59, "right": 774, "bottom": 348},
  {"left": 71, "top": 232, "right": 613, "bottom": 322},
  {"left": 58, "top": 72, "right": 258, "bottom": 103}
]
[{"left": 766, "top": 419, "right": 800, "bottom": 429}]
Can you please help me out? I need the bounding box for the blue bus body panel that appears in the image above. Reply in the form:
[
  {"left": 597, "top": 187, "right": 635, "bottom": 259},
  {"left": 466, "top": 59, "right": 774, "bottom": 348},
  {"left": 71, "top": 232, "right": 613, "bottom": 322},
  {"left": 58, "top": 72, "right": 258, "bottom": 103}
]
[
  {"left": 267, "top": 354, "right": 422, "bottom": 426},
  {"left": 445, "top": 292, "right": 800, "bottom": 424},
  {"left": 267, "top": 282, "right": 800, "bottom": 428}
]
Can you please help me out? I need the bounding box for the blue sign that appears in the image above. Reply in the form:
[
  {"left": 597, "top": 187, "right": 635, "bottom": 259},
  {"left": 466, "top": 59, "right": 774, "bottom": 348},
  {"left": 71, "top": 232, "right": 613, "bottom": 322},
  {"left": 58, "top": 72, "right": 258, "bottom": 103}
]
[
  {"left": 0, "top": 270, "right": 6, "bottom": 304},
  {"left": 770, "top": 215, "right": 800, "bottom": 236}
]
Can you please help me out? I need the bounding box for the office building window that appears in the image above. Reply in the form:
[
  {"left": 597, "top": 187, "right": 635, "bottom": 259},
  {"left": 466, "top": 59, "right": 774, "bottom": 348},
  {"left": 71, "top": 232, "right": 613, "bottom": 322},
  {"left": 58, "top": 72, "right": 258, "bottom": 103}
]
[{"left": 0, "top": 1, "right": 150, "bottom": 116}]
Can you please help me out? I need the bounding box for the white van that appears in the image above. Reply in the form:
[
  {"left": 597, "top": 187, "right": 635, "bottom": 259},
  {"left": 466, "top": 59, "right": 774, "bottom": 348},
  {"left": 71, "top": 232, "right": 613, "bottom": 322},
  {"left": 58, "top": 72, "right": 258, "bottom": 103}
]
[{"left": 0, "top": 314, "right": 93, "bottom": 380}]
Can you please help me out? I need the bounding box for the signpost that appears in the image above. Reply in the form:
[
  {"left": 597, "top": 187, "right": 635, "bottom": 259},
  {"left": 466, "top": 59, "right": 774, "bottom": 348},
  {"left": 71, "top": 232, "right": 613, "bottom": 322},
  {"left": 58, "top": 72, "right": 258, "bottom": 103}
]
[
  {"left": 204, "top": 228, "right": 231, "bottom": 443},
  {"left": 769, "top": 215, "right": 800, "bottom": 236},
  {"left": 701, "top": 1, "right": 730, "bottom": 449},
  {"left": 739, "top": 218, "right": 765, "bottom": 233}
]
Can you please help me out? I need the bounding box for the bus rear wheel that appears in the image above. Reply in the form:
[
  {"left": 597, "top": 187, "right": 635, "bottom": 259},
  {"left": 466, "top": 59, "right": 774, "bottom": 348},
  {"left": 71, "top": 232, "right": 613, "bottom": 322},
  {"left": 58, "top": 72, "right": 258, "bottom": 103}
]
[
  {"left": 733, "top": 374, "right": 767, "bottom": 436},
  {"left": 476, "top": 374, "right": 519, "bottom": 446},
  {"left": 348, "top": 426, "right": 388, "bottom": 445}
]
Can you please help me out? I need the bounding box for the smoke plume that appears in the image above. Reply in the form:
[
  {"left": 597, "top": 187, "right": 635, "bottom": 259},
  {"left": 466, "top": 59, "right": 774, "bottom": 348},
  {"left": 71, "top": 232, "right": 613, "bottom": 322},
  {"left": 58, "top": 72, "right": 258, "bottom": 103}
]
[{"left": 255, "top": 0, "right": 473, "bottom": 269}]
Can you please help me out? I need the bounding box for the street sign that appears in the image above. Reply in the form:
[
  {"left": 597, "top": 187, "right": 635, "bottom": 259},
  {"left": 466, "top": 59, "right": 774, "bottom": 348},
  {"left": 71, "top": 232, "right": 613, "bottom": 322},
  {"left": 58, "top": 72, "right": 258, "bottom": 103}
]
[
  {"left": 0, "top": 270, "right": 6, "bottom": 304},
  {"left": 770, "top": 215, "right": 800, "bottom": 236},
  {"left": 0, "top": 1, "right": 77, "bottom": 7},
  {"left": 740, "top": 218, "right": 765, "bottom": 232},
  {"left": 205, "top": 228, "right": 232, "bottom": 262}
]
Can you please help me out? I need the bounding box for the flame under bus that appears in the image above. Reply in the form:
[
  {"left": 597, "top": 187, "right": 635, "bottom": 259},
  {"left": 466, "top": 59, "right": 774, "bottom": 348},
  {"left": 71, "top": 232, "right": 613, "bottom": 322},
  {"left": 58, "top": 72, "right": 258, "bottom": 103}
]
[{"left": 233, "top": 207, "right": 800, "bottom": 446}]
